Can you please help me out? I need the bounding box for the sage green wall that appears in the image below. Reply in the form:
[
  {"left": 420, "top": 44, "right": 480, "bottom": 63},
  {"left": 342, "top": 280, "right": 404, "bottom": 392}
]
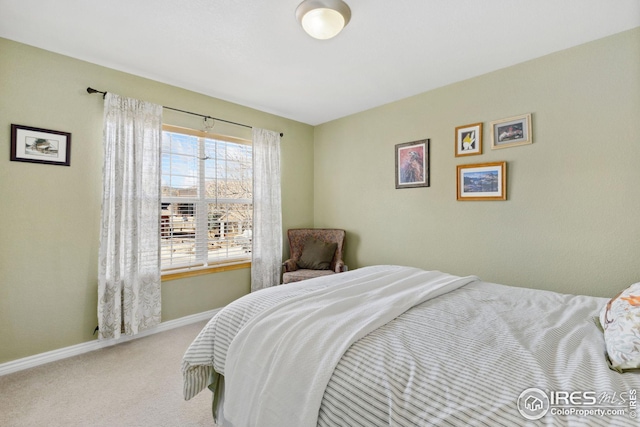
[
  {"left": 0, "top": 38, "right": 314, "bottom": 364},
  {"left": 313, "top": 28, "right": 640, "bottom": 298}
]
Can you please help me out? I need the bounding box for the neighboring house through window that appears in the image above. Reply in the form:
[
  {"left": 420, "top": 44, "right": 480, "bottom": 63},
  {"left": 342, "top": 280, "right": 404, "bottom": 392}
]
[{"left": 161, "top": 125, "right": 252, "bottom": 273}]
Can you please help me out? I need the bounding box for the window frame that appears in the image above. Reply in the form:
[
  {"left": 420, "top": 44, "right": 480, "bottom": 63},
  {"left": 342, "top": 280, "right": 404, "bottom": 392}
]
[{"left": 160, "top": 124, "right": 252, "bottom": 278}]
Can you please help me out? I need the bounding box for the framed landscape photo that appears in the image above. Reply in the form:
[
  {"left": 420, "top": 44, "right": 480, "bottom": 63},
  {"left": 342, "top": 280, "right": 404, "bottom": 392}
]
[
  {"left": 10, "top": 124, "right": 71, "bottom": 166},
  {"left": 455, "top": 122, "right": 482, "bottom": 157},
  {"left": 456, "top": 161, "right": 506, "bottom": 201},
  {"left": 490, "top": 113, "right": 532, "bottom": 149},
  {"left": 395, "top": 139, "right": 429, "bottom": 189}
]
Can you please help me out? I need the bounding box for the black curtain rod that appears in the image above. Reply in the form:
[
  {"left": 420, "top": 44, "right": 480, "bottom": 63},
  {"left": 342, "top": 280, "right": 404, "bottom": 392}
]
[{"left": 86, "top": 87, "right": 283, "bottom": 137}]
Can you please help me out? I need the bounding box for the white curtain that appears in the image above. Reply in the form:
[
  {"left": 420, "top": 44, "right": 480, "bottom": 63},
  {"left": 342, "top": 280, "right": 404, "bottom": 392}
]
[
  {"left": 97, "top": 93, "right": 163, "bottom": 340},
  {"left": 251, "top": 128, "right": 282, "bottom": 292}
]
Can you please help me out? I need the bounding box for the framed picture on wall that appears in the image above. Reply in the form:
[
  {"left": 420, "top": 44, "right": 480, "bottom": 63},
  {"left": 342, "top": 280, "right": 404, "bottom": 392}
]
[
  {"left": 10, "top": 124, "right": 71, "bottom": 166},
  {"left": 454, "top": 122, "right": 482, "bottom": 156},
  {"left": 395, "top": 139, "right": 430, "bottom": 189},
  {"left": 490, "top": 113, "right": 532, "bottom": 149},
  {"left": 456, "top": 161, "right": 506, "bottom": 201}
]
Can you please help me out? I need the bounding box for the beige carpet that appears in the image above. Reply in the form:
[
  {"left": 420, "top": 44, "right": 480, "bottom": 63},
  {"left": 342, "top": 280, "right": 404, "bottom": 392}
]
[{"left": 0, "top": 320, "right": 219, "bottom": 427}]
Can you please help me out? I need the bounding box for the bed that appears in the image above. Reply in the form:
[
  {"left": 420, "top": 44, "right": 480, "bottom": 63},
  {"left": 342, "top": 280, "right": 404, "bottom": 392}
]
[{"left": 182, "top": 265, "right": 640, "bottom": 426}]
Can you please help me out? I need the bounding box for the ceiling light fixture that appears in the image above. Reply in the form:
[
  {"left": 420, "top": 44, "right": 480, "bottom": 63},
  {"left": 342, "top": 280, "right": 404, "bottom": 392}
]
[{"left": 295, "top": 0, "right": 351, "bottom": 40}]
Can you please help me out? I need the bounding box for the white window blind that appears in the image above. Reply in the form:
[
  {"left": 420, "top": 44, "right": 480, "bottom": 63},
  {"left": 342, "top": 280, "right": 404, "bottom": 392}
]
[{"left": 161, "top": 125, "right": 252, "bottom": 273}]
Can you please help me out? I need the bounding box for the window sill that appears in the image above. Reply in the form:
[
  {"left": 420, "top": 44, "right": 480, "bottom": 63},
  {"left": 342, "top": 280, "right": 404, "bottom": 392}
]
[{"left": 161, "top": 261, "right": 251, "bottom": 282}]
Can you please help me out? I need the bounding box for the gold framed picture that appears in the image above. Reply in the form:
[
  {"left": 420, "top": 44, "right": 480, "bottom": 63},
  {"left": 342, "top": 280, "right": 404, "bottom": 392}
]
[
  {"left": 455, "top": 122, "right": 482, "bottom": 157},
  {"left": 456, "top": 161, "right": 507, "bottom": 201}
]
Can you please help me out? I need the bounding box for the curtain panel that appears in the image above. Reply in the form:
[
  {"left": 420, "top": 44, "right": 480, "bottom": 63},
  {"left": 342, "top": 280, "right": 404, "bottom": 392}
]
[
  {"left": 251, "top": 128, "right": 282, "bottom": 292},
  {"left": 97, "top": 93, "right": 163, "bottom": 340}
]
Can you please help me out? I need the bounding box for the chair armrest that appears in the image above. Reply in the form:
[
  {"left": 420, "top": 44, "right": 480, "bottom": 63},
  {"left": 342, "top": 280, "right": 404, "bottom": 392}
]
[{"left": 283, "top": 259, "right": 297, "bottom": 272}]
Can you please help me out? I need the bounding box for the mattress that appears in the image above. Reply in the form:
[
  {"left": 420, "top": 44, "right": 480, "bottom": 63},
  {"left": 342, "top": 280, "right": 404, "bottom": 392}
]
[{"left": 182, "top": 266, "right": 640, "bottom": 426}]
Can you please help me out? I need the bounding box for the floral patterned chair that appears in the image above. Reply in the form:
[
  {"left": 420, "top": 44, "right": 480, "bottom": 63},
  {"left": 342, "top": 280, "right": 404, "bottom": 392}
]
[{"left": 282, "top": 228, "right": 346, "bottom": 284}]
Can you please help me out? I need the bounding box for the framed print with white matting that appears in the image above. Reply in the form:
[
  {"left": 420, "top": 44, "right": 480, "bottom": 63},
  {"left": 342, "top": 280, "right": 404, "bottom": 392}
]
[{"left": 11, "top": 124, "right": 71, "bottom": 166}]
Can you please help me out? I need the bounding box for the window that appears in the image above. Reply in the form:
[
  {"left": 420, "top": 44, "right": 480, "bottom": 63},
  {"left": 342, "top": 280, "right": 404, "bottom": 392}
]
[{"left": 161, "top": 125, "right": 252, "bottom": 273}]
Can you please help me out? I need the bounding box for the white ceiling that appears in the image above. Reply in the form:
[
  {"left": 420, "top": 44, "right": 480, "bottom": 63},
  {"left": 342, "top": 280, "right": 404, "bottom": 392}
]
[{"left": 1, "top": 0, "right": 639, "bottom": 125}]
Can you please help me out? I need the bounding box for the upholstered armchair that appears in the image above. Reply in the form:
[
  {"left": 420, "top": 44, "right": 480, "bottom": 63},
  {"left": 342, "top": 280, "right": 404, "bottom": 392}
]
[{"left": 282, "top": 228, "right": 346, "bottom": 284}]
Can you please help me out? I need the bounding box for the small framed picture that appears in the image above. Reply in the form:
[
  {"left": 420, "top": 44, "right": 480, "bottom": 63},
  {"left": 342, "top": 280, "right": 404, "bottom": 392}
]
[
  {"left": 490, "top": 113, "right": 532, "bottom": 149},
  {"left": 456, "top": 161, "right": 507, "bottom": 201},
  {"left": 11, "top": 124, "right": 71, "bottom": 166},
  {"left": 395, "top": 139, "right": 429, "bottom": 189},
  {"left": 455, "top": 122, "right": 482, "bottom": 156}
]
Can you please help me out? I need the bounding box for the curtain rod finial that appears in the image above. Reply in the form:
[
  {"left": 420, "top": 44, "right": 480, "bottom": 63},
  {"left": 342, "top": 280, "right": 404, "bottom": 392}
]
[{"left": 87, "top": 87, "right": 107, "bottom": 99}]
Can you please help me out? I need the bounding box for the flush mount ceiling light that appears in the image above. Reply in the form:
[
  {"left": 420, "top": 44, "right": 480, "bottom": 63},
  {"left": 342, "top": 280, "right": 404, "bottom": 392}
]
[{"left": 295, "top": 0, "right": 351, "bottom": 40}]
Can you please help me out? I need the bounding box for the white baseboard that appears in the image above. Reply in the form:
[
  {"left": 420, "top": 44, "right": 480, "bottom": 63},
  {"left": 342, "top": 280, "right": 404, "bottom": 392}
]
[{"left": 0, "top": 308, "right": 220, "bottom": 377}]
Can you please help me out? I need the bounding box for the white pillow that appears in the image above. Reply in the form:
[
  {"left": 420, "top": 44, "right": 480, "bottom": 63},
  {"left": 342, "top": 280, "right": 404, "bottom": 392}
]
[{"left": 599, "top": 282, "right": 640, "bottom": 371}]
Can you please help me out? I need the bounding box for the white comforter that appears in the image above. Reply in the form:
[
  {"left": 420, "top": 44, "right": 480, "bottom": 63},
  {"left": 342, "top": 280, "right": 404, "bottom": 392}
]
[
  {"left": 222, "top": 266, "right": 477, "bottom": 427},
  {"left": 183, "top": 265, "right": 640, "bottom": 426}
]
